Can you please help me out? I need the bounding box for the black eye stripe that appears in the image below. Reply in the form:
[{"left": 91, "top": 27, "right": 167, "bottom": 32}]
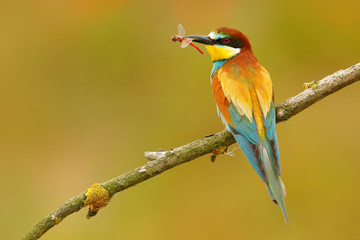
[
  {"left": 216, "top": 37, "right": 244, "bottom": 48},
  {"left": 215, "top": 38, "right": 223, "bottom": 44}
]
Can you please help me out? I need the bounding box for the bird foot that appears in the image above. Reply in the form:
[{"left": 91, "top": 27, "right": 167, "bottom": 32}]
[{"left": 210, "top": 146, "right": 228, "bottom": 162}]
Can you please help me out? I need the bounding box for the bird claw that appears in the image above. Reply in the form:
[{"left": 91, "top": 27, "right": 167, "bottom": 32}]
[{"left": 210, "top": 146, "right": 228, "bottom": 162}]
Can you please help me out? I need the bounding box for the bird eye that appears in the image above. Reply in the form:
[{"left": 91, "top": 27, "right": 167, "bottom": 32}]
[{"left": 222, "top": 37, "right": 230, "bottom": 43}]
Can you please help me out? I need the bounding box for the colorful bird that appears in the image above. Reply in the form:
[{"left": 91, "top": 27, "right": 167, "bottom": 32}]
[{"left": 184, "top": 27, "right": 288, "bottom": 223}]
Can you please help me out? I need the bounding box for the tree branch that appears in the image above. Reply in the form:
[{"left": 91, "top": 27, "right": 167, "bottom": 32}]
[{"left": 21, "top": 63, "right": 360, "bottom": 240}]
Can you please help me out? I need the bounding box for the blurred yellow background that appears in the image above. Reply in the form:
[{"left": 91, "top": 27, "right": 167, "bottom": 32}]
[{"left": 1, "top": 0, "right": 360, "bottom": 239}]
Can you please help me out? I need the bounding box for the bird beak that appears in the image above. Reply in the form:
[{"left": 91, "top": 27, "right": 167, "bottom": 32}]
[{"left": 185, "top": 35, "right": 214, "bottom": 45}]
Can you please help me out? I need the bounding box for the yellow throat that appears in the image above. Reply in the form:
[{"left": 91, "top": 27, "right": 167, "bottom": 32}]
[{"left": 206, "top": 45, "right": 240, "bottom": 62}]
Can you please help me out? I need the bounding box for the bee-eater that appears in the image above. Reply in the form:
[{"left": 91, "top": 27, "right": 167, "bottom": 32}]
[{"left": 185, "top": 27, "right": 288, "bottom": 223}]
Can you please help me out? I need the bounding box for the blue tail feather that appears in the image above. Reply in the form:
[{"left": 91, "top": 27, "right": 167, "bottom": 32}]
[{"left": 261, "top": 139, "right": 288, "bottom": 223}]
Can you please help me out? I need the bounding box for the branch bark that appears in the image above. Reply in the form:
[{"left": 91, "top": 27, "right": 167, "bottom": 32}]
[{"left": 21, "top": 63, "right": 360, "bottom": 240}]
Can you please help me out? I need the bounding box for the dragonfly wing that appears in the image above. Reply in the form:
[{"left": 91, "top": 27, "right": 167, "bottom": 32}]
[
  {"left": 181, "top": 38, "right": 192, "bottom": 48},
  {"left": 178, "top": 24, "right": 185, "bottom": 36}
]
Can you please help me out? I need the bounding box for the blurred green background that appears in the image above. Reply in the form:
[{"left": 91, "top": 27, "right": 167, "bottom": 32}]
[{"left": 1, "top": 0, "right": 360, "bottom": 239}]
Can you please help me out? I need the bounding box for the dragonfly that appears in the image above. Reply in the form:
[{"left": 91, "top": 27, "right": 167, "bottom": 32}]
[{"left": 171, "top": 24, "right": 204, "bottom": 54}]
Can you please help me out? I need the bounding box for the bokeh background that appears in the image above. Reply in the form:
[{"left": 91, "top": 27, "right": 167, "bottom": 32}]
[{"left": 1, "top": 0, "right": 360, "bottom": 239}]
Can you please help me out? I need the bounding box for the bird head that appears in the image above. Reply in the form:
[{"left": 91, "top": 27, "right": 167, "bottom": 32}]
[{"left": 186, "top": 27, "right": 251, "bottom": 62}]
